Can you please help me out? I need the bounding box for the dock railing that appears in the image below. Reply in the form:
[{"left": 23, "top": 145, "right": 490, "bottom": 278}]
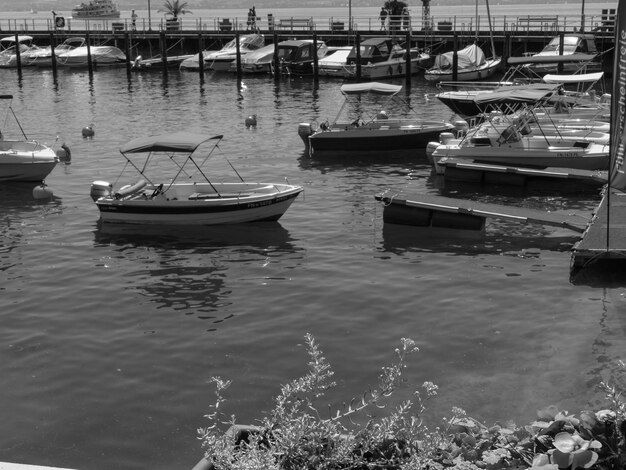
[{"left": 0, "top": 13, "right": 614, "bottom": 35}]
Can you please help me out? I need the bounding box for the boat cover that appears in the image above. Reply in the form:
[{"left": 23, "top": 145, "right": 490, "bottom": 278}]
[
  {"left": 432, "top": 44, "right": 486, "bottom": 70},
  {"left": 120, "top": 132, "right": 222, "bottom": 154},
  {"left": 507, "top": 53, "right": 598, "bottom": 65},
  {"left": 340, "top": 82, "right": 402, "bottom": 95},
  {"left": 0, "top": 35, "right": 33, "bottom": 43},
  {"left": 473, "top": 84, "right": 558, "bottom": 105},
  {"left": 543, "top": 71, "right": 604, "bottom": 83}
]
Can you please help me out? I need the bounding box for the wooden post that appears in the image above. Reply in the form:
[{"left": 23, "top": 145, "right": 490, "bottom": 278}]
[
  {"left": 405, "top": 31, "right": 411, "bottom": 89},
  {"left": 235, "top": 33, "right": 242, "bottom": 80},
  {"left": 452, "top": 32, "right": 458, "bottom": 81},
  {"left": 49, "top": 32, "right": 57, "bottom": 76},
  {"left": 124, "top": 32, "right": 131, "bottom": 75},
  {"left": 14, "top": 33, "right": 22, "bottom": 73},
  {"left": 160, "top": 31, "right": 168, "bottom": 73},
  {"left": 86, "top": 30, "right": 93, "bottom": 75},
  {"left": 557, "top": 31, "right": 564, "bottom": 74},
  {"left": 312, "top": 32, "right": 318, "bottom": 80},
  {"left": 273, "top": 32, "right": 279, "bottom": 80},
  {"left": 355, "top": 32, "right": 361, "bottom": 81},
  {"left": 197, "top": 33, "right": 204, "bottom": 76}
]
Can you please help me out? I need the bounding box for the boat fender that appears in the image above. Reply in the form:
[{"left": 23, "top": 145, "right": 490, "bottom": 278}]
[
  {"left": 82, "top": 125, "right": 95, "bottom": 138},
  {"left": 33, "top": 183, "right": 53, "bottom": 200},
  {"left": 245, "top": 114, "right": 257, "bottom": 128},
  {"left": 56, "top": 143, "right": 71, "bottom": 163},
  {"left": 398, "top": 64, "right": 402, "bottom": 75},
  {"left": 388, "top": 66, "right": 393, "bottom": 76},
  {"left": 114, "top": 179, "right": 147, "bottom": 200}
]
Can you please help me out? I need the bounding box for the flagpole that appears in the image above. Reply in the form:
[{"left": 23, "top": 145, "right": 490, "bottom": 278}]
[{"left": 349, "top": 0, "right": 352, "bottom": 32}]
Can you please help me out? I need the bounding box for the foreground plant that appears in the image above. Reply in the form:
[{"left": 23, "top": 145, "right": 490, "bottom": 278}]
[{"left": 198, "top": 340, "right": 626, "bottom": 470}]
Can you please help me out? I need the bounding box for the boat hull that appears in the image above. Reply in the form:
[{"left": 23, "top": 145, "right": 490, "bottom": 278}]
[
  {"left": 95, "top": 183, "right": 303, "bottom": 225},
  {"left": 0, "top": 141, "right": 58, "bottom": 181},
  {"left": 309, "top": 124, "right": 453, "bottom": 155},
  {"left": 424, "top": 58, "right": 502, "bottom": 82}
]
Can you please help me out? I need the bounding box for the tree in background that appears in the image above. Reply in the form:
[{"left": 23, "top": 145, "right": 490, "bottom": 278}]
[
  {"left": 383, "top": 0, "right": 408, "bottom": 33},
  {"left": 159, "top": 0, "right": 191, "bottom": 21}
]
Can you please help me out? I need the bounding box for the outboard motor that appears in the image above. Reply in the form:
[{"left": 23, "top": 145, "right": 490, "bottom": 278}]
[
  {"left": 298, "top": 122, "right": 315, "bottom": 147},
  {"left": 90, "top": 181, "right": 112, "bottom": 202},
  {"left": 454, "top": 120, "right": 469, "bottom": 137},
  {"left": 425, "top": 141, "right": 440, "bottom": 166}
]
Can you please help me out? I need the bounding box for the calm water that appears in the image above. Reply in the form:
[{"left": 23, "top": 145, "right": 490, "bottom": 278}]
[{"left": 0, "top": 64, "right": 625, "bottom": 470}]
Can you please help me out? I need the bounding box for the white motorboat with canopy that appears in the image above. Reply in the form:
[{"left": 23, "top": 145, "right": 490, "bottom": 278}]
[
  {"left": 90, "top": 131, "right": 303, "bottom": 225},
  {"left": 298, "top": 82, "right": 454, "bottom": 156}
]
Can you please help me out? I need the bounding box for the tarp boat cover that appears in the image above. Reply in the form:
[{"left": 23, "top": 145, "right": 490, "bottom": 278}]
[
  {"left": 472, "top": 83, "right": 558, "bottom": 105},
  {"left": 340, "top": 82, "right": 402, "bottom": 95},
  {"left": 432, "top": 44, "right": 487, "bottom": 70}
]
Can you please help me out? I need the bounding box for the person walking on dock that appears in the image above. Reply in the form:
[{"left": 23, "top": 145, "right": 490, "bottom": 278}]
[{"left": 131, "top": 9, "right": 138, "bottom": 30}]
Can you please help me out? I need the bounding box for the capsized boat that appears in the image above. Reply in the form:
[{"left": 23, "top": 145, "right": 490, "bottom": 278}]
[
  {"left": 318, "top": 38, "right": 431, "bottom": 79},
  {"left": 424, "top": 43, "right": 501, "bottom": 82},
  {"left": 0, "top": 94, "right": 60, "bottom": 182},
  {"left": 179, "top": 34, "right": 264, "bottom": 71},
  {"left": 298, "top": 82, "right": 455, "bottom": 157},
  {"left": 90, "top": 132, "right": 303, "bottom": 225}
]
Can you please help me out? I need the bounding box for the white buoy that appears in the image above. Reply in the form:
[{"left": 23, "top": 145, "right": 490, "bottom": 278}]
[
  {"left": 82, "top": 125, "right": 95, "bottom": 138},
  {"left": 33, "top": 183, "right": 53, "bottom": 200},
  {"left": 245, "top": 114, "right": 257, "bottom": 128}
]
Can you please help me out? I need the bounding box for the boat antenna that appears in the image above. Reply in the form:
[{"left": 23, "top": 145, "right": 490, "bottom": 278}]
[
  {"left": 485, "top": 0, "right": 496, "bottom": 60},
  {"left": 7, "top": 101, "right": 28, "bottom": 140}
]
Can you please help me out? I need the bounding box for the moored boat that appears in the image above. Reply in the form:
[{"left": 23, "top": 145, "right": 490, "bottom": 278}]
[
  {"left": 90, "top": 132, "right": 303, "bottom": 225},
  {"left": 425, "top": 43, "right": 502, "bottom": 82},
  {"left": 298, "top": 82, "right": 454, "bottom": 157},
  {"left": 179, "top": 34, "right": 264, "bottom": 71},
  {"left": 0, "top": 35, "right": 40, "bottom": 68}
]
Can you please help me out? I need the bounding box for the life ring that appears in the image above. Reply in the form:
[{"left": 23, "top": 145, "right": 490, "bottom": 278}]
[{"left": 55, "top": 16, "right": 65, "bottom": 28}]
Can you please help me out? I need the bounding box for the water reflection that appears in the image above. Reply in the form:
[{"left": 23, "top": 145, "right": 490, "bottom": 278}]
[{"left": 92, "top": 221, "right": 304, "bottom": 329}]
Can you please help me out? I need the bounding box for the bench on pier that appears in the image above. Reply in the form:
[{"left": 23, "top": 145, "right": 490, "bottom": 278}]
[
  {"left": 277, "top": 18, "right": 314, "bottom": 30},
  {"left": 516, "top": 16, "right": 558, "bottom": 31}
]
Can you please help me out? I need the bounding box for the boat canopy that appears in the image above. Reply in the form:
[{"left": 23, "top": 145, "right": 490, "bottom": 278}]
[
  {"left": 340, "top": 82, "right": 402, "bottom": 95},
  {"left": 543, "top": 71, "right": 604, "bottom": 83},
  {"left": 473, "top": 84, "right": 558, "bottom": 105},
  {"left": 120, "top": 132, "right": 222, "bottom": 154},
  {"left": 507, "top": 53, "right": 598, "bottom": 65},
  {"left": 433, "top": 44, "right": 486, "bottom": 70},
  {"left": 0, "top": 35, "right": 33, "bottom": 43}
]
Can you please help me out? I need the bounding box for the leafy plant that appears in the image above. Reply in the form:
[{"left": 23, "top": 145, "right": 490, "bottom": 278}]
[
  {"left": 198, "top": 338, "right": 626, "bottom": 470},
  {"left": 158, "top": 0, "right": 191, "bottom": 20}
]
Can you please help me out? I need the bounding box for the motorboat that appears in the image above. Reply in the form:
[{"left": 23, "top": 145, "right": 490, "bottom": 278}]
[
  {"left": 275, "top": 39, "right": 328, "bottom": 76},
  {"left": 298, "top": 82, "right": 455, "bottom": 157},
  {"left": 0, "top": 94, "right": 59, "bottom": 182},
  {"left": 27, "top": 37, "right": 86, "bottom": 68},
  {"left": 90, "top": 132, "right": 303, "bottom": 225},
  {"left": 132, "top": 53, "right": 195, "bottom": 70},
  {"left": 316, "top": 46, "right": 353, "bottom": 76},
  {"left": 237, "top": 43, "right": 275, "bottom": 73},
  {"left": 72, "top": 0, "right": 120, "bottom": 18},
  {"left": 318, "top": 38, "right": 431, "bottom": 80},
  {"left": 56, "top": 43, "right": 126, "bottom": 67},
  {"left": 425, "top": 43, "right": 502, "bottom": 82},
  {"left": 514, "top": 34, "right": 603, "bottom": 74},
  {"left": 179, "top": 34, "right": 264, "bottom": 71},
  {"left": 0, "top": 35, "right": 41, "bottom": 68},
  {"left": 428, "top": 111, "right": 609, "bottom": 171}
]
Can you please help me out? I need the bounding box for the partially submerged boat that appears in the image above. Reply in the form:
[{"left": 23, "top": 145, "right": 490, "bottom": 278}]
[
  {"left": 298, "top": 82, "right": 454, "bottom": 157},
  {"left": 179, "top": 34, "right": 264, "bottom": 71},
  {"left": 90, "top": 132, "right": 303, "bottom": 225},
  {"left": 318, "top": 38, "right": 431, "bottom": 79},
  {"left": 424, "top": 43, "right": 502, "bottom": 82},
  {"left": 0, "top": 94, "right": 59, "bottom": 182}
]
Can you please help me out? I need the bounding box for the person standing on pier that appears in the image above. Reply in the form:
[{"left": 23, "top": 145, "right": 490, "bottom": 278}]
[
  {"left": 379, "top": 6, "right": 388, "bottom": 31},
  {"left": 131, "top": 9, "right": 138, "bottom": 30}
]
